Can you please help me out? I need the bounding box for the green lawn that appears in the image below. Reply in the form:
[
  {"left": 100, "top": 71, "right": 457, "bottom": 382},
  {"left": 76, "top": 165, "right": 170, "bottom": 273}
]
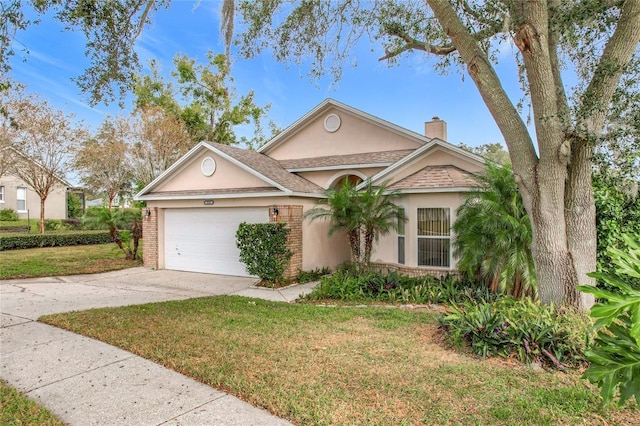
[
  {"left": 40, "top": 296, "right": 639, "bottom": 425},
  {"left": 0, "top": 381, "right": 65, "bottom": 426},
  {"left": 0, "top": 244, "right": 141, "bottom": 279}
]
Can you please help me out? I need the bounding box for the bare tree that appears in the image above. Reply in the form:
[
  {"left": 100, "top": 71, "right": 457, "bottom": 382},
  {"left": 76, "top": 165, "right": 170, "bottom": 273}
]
[
  {"left": 74, "top": 116, "right": 132, "bottom": 210},
  {"left": 3, "top": 87, "right": 86, "bottom": 233}
]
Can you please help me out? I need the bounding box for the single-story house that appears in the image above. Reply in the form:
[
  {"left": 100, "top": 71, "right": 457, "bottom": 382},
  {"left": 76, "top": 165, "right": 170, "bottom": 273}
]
[
  {"left": 0, "top": 150, "right": 71, "bottom": 220},
  {"left": 135, "top": 99, "right": 485, "bottom": 277}
]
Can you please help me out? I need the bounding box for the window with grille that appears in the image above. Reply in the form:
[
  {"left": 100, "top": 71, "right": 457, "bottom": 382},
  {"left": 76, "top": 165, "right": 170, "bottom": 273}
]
[
  {"left": 17, "top": 187, "right": 27, "bottom": 212},
  {"left": 0, "top": 185, "right": 4, "bottom": 203},
  {"left": 397, "top": 208, "right": 405, "bottom": 265},
  {"left": 417, "top": 207, "right": 450, "bottom": 268}
]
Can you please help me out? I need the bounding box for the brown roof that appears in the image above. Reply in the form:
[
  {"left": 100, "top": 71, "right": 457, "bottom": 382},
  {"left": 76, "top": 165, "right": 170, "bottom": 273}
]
[
  {"left": 145, "top": 187, "right": 279, "bottom": 198},
  {"left": 388, "top": 165, "right": 477, "bottom": 190},
  {"left": 210, "top": 143, "right": 324, "bottom": 194},
  {"left": 279, "top": 150, "right": 414, "bottom": 170}
]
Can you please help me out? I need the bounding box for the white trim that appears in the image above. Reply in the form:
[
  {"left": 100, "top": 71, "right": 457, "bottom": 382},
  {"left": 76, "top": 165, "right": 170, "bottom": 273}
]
[
  {"left": 200, "top": 157, "right": 216, "bottom": 177},
  {"left": 257, "top": 98, "right": 429, "bottom": 154},
  {"left": 16, "top": 186, "right": 27, "bottom": 213},
  {"left": 392, "top": 187, "right": 477, "bottom": 194},
  {"left": 137, "top": 191, "right": 326, "bottom": 202},
  {"left": 285, "top": 162, "right": 392, "bottom": 173},
  {"left": 0, "top": 185, "right": 4, "bottom": 203},
  {"left": 323, "top": 113, "right": 341, "bottom": 132},
  {"left": 325, "top": 170, "right": 369, "bottom": 189}
]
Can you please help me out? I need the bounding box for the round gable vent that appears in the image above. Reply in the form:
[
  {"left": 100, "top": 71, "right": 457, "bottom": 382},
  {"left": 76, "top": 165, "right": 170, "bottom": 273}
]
[
  {"left": 201, "top": 156, "right": 216, "bottom": 177},
  {"left": 324, "top": 113, "right": 341, "bottom": 133}
]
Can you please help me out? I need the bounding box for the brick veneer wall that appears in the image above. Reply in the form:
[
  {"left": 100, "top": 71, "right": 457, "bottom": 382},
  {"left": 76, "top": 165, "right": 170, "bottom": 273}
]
[
  {"left": 368, "top": 262, "right": 463, "bottom": 280},
  {"left": 142, "top": 207, "right": 158, "bottom": 269},
  {"left": 269, "top": 205, "right": 303, "bottom": 279}
]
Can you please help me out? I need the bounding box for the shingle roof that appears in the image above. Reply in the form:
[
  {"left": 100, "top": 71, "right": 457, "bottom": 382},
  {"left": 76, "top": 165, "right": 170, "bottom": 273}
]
[
  {"left": 279, "top": 150, "right": 414, "bottom": 170},
  {"left": 210, "top": 142, "right": 324, "bottom": 194},
  {"left": 387, "top": 165, "right": 477, "bottom": 190}
]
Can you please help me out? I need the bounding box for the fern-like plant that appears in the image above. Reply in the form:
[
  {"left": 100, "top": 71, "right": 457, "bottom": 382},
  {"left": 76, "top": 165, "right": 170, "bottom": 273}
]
[{"left": 578, "top": 234, "right": 640, "bottom": 407}]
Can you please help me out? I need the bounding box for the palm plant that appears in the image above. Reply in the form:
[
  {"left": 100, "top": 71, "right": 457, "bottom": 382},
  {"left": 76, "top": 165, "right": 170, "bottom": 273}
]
[
  {"left": 83, "top": 208, "right": 142, "bottom": 260},
  {"left": 358, "top": 180, "right": 406, "bottom": 264},
  {"left": 304, "top": 178, "right": 362, "bottom": 263},
  {"left": 453, "top": 163, "right": 536, "bottom": 299}
]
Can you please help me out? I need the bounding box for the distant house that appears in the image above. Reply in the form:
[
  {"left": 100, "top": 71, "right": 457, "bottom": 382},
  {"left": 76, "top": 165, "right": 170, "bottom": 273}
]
[
  {"left": 0, "top": 153, "right": 71, "bottom": 220},
  {"left": 135, "top": 99, "right": 485, "bottom": 278}
]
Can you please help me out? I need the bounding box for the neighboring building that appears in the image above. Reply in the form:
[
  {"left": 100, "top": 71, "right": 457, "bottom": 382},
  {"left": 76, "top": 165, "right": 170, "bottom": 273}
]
[
  {"left": 0, "top": 154, "right": 71, "bottom": 220},
  {"left": 135, "top": 99, "right": 485, "bottom": 278}
]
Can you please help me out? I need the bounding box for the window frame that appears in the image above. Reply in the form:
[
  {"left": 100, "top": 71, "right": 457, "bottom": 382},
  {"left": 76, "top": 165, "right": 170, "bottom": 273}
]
[
  {"left": 416, "top": 207, "right": 451, "bottom": 268},
  {"left": 397, "top": 207, "right": 405, "bottom": 265},
  {"left": 0, "top": 185, "right": 4, "bottom": 203},
  {"left": 16, "top": 186, "right": 27, "bottom": 213}
]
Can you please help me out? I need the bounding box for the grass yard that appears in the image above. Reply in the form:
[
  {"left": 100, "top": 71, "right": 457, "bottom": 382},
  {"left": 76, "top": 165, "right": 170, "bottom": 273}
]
[
  {"left": 0, "top": 381, "right": 64, "bottom": 426},
  {"left": 0, "top": 244, "right": 141, "bottom": 279},
  {"left": 40, "top": 296, "right": 639, "bottom": 425}
]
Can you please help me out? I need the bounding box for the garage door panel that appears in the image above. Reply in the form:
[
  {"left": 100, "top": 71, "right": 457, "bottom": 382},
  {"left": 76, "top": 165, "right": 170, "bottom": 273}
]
[{"left": 164, "top": 207, "right": 268, "bottom": 277}]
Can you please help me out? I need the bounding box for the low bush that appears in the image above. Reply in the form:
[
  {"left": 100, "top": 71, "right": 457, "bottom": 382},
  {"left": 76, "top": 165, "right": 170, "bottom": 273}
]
[
  {"left": 0, "top": 208, "right": 18, "bottom": 221},
  {"left": 0, "top": 231, "right": 112, "bottom": 251},
  {"left": 439, "top": 297, "right": 592, "bottom": 369},
  {"left": 305, "top": 267, "right": 497, "bottom": 305},
  {"left": 297, "top": 267, "right": 331, "bottom": 283},
  {"left": 82, "top": 207, "right": 141, "bottom": 230}
]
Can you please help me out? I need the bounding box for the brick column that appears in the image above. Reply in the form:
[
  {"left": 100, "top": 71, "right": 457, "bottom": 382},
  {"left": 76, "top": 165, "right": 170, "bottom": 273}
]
[
  {"left": 142, "top": 207, "right": 158, "bottom": 269},
  {"left": 269, "top": 205, "right": 303, "bottom": 279}
]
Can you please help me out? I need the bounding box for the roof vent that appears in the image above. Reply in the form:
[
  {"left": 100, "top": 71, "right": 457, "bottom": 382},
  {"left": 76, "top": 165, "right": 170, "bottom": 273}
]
[{"left": 324, "top": 113, "right": 341, "bottom": 133}]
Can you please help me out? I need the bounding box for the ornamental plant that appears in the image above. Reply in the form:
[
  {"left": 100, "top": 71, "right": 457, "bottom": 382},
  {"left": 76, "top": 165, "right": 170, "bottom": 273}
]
[
  {"left": 236, "top": 222, "right": 292, "bottom": 285},
  {"left": 578, "top": 234, "right": 640, "bottom": 407}
]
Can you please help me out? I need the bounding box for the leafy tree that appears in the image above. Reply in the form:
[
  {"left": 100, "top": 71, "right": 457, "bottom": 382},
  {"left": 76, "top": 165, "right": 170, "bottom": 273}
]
[
  {"left": 224, "top": 1, "right": 640, "bottom": 309},
  {"left": 459, "top": 142, "right": 510, "bottom": 165},
  {"left": 173, "top": 51, "right": 269, "bottom": 144},
  {"left": 1, "top": 85, "right": 86, "bottom": 234},
  {"left": 305, "top": 178, "right": 362, "bottom": 264},
  {"left": 66, "top": 192, "right": 83, "bottom": 219},
  {"left": 358, "top": 181, "right": 405, "bottom": 265},
  {"left": 453, "top": 163, "right": 536, "bottom": 299},
  {"left": 74, "top": 116, "right": 132, "bottom": 209}
]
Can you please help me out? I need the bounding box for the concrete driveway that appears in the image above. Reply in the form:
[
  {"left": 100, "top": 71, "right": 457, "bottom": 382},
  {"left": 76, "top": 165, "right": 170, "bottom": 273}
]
[{"left": 0, "top": 267, "right": 311, "bottom": 425}]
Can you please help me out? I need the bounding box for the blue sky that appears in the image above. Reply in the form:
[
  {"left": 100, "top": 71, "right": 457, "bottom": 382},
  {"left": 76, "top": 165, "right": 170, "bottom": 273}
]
[{"left": 8, "top": 1, "right": 524, "bottom": 148}]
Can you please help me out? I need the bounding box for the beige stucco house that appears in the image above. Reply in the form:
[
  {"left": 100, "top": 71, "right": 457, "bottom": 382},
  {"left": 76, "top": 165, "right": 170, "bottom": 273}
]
[
  {"left": 0, "top": 168, "right": 70, "bottom": 221},
  {"left": 135, "top": 99, "right": 486, "bottom": 277}
]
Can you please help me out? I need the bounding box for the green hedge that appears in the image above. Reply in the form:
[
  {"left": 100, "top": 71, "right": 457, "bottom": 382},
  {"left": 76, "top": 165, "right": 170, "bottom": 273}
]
[
  {"left": 236, "top": 222, "right": 292, "bottom": 284},
  {"left": 0, "top": 231, "right": 112, "bottom": 251}
]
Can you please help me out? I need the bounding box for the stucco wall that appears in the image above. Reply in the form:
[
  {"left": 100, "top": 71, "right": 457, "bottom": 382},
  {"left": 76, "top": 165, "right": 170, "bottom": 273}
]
[
  {"left": 370, "top": 192, "right": 466, "bottom": 270},
  {"left": 146, "top": 196, "right": 351, "bottom": 273},
  {"left": 0, "top": 174, "right": 67, "bottom": 219},
  {"left": 156, "top": 151, "right": 271, "bottom": 192},
  {"left": 267, "top": 106, "right": 423, "bottom": 160}
]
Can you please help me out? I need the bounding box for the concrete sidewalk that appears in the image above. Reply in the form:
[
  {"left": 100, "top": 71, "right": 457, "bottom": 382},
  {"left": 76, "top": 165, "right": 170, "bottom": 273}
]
[{"left": 0, "top": 268, "right": 317, "bottom": 425}]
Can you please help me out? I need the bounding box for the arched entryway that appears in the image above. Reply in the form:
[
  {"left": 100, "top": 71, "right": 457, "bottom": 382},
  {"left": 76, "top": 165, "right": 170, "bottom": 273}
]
[{"left": 325, "top": 170, "right": 367, "bottom": 189}]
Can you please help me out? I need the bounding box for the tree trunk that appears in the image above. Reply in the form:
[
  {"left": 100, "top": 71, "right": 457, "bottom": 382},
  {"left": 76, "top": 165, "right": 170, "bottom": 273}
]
[
  {"left": 363, "top": 227, "right": 374, "bottom": 265},
  {"left": 348, "top": 229, "right": 360, "bottom": 264},
  {"left": 39, "top": 197, "right": 45, "bottom": 235}
]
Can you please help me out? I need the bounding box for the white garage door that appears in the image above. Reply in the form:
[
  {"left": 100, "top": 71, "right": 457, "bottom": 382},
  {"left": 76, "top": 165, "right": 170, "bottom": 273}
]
[{"left": 164, "top": 207, "right": 269, "bottom": 277}]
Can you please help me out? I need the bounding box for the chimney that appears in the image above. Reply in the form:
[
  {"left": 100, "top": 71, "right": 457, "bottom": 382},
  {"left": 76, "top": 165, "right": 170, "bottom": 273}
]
[{"left": 425, "top": 116, "right": 447, "bottom": 140}]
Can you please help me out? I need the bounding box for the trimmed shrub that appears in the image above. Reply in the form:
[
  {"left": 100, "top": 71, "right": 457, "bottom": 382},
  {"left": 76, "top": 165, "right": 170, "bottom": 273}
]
[
  {"left": 0, "top": 208, "right": 19, "bottom": 221},
  {"left": 236, "top": 222, "right": 292, "bottom": 285},
  {"left": 439, "top": 297, "right": 592, "bottom": 369},
  {"left": 297, "top": 267, "right": 332, "bottom": 283},
  {"left": 0, "top": 231, "right": 112, "bottom": 251}
]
